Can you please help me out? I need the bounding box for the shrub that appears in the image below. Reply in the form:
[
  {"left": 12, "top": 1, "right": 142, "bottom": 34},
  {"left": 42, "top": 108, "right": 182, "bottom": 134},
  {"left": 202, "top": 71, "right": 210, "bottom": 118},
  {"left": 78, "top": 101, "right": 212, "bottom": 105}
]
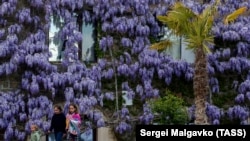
[{"left": 150, "top": 91, "right": 188, "bottom": 125}]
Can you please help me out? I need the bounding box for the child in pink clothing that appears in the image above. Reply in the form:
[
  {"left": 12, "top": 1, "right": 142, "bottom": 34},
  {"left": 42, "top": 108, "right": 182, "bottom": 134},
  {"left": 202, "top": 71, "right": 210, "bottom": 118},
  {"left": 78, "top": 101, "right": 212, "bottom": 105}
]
[
  {"left": 66, "top": 104, "right": 81, "bottom": 141},
  {"left": 72, "top": 114, "right": 81, "bottom": 121}
]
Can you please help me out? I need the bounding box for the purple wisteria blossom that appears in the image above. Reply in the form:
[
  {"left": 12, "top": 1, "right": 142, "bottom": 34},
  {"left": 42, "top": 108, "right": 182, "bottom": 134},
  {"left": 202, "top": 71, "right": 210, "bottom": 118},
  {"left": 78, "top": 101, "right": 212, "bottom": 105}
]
[
  {"left": 227, "top": 105, "right": 249, "bottom": 124},
  {"left": 139, "top": 104, "right": 154, "bottom": 125},
  {"left": 2, "top": 0, "right": 250, "bottom": 140},
  {"left": 115, "top": 121, "right": 131, "bottom": 134},
  {"left": 188, "top": 103, "right": 224, "bottom": 125}
]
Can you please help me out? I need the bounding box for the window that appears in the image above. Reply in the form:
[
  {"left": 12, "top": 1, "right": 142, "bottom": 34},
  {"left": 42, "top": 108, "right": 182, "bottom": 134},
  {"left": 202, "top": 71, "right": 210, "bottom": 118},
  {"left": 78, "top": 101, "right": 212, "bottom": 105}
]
[
  {"left": 49, "top": 15, "right": 96, "bottom": 62},
  {"left": 81, "top": 23, "right": 95, "bottom": 62},
  {"left": 180, "top": 38, "right": 195, "bottom": 63},
  {"left": 49, "top": 16, "right": 64, "bottom": 62},
  {"left": 163, "top": 28, "right": 195, "bottom": 63},
  {"left": 122, "top": 91, "right": 133, "bottom": 106}
]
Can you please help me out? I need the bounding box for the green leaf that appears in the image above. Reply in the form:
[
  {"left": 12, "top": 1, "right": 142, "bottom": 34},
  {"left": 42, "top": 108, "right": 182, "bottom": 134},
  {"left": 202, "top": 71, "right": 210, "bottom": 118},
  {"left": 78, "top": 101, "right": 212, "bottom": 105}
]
[{"left": 150, "top": 39, "right": 173, "bottom": 51}]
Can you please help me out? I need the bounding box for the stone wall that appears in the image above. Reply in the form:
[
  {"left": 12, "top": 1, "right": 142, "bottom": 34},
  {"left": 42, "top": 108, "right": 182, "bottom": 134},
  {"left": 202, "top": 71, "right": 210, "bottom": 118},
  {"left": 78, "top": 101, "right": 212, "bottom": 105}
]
[
  {"left": 0, "top": 75, "right": 20, "bottom": 91},
  {"left": 96, "top": 127, "right": 117, "bottom": 141}
]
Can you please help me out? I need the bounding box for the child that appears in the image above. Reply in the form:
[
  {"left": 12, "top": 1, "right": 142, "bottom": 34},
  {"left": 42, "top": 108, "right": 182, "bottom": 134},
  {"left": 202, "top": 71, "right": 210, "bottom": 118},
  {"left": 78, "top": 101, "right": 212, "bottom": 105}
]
[
  {"left": 30, "top": 124, "right": 41, "bottom": 141},
  {"left": 48, "top": 105, "right": 66, "bottom": 141},
  {"left": 66, "top": 103, "right": 81, "bottom": 141}
]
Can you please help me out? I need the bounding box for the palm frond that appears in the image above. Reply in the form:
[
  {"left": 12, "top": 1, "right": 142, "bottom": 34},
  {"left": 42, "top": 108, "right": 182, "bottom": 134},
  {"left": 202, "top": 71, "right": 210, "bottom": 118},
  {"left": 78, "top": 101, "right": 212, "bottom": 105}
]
[
  {"left": 150, "top": 40, "right": 173, "bottom": 51},
  {"left": 157, "top": 16, "right": 169, "bottom": 25},
  {"left": 224, "top": 7, "right": 247, "bottom": 24},
  {"left": 183, "top": 1, "right": 217, "bottom": 51},
  {"left": 200, "top": 0, "right": 220, "bottom": 18},
  {"left": 157, "top": 2, "right": 197, "bottom": 36},
  {"left": 155, "top": 1, "right": 216, "bottom": 54},
  {"left": 198, "top": 0, "right": 219, "bottom": 36},
  {"left": 203, "top": 42, "right": 213, "bottom": 54},
  {"left": 185, "top": 35, "right": 202, "bottom": 50}
]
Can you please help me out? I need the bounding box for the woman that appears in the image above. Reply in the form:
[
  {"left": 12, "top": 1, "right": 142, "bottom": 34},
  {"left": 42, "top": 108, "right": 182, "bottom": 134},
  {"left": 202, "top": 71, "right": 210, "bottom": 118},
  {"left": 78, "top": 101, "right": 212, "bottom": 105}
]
[{"left": 48, "top": 105, "right": 66, "bottom": 141}]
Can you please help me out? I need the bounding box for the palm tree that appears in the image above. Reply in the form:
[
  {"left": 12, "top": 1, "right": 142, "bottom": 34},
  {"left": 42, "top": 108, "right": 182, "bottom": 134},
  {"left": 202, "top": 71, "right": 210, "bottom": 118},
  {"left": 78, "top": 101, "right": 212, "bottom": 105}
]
[{"left": 150, "top": 0, "right": 247, "bottom": 125}]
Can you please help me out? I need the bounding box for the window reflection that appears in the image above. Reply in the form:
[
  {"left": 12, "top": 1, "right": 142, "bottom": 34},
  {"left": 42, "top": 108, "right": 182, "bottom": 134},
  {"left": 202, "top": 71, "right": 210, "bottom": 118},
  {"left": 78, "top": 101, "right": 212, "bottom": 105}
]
[
  {"left": 163, "top": 28, "right": 195, "bottom": 63},
  {"left": 180, "top": 38, "right": 195, "bottom": 63},
  {"left": 49, "top": 16, "right": 95, "bottom": 62},
  {"left": 49, "top": 16, "right": 63, "bottom": 62},
  {"left": 82, "top": 24, "right": 95, "bottom": 62}
]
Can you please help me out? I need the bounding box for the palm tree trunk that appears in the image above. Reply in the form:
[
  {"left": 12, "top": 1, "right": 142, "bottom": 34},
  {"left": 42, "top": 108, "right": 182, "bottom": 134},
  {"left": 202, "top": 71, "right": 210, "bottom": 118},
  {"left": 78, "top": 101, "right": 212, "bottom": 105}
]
[{"left": 193, "top": 48, "right": 209, "bottom": 125}]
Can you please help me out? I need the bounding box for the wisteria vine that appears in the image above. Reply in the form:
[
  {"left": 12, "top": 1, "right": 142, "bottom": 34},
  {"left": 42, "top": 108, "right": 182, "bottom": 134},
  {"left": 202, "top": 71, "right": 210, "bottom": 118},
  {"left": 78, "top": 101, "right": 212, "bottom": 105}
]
[{"left": 1, "top": 0, "right": 250, "bottom": 140}]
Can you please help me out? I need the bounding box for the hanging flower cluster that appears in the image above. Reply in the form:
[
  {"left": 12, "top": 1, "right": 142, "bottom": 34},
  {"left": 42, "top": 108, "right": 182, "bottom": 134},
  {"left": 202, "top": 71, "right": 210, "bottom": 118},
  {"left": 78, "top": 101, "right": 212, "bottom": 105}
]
[
  {"left": 0, "top": 91, "right": 52, "bottom": 140},
  {"left": 2, "top": 0, "right": 250, "bottom": 140},
  {"left": 188, "top": 103, "right": 224, "bottom": 125},
  {"left": 115, "top": 107, "right": 132, "bottom": 134},
  {"left": 207, "top": 0, "right": 250, "bottom": 124}
]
